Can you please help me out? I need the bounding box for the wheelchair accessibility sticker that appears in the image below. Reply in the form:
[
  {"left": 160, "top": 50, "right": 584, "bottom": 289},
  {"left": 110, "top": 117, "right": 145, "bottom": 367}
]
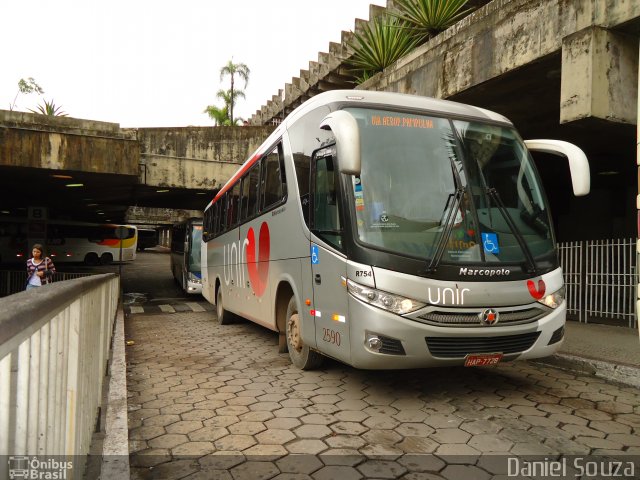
[
  {"left": 311, "top": 245, "right": 320, "bottom": 264},
  {"left": 482, "top": 233, "right": 500, "bottom": 254}
]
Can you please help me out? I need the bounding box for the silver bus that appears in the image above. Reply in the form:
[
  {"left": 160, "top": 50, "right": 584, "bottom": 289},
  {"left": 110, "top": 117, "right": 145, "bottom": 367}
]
[
  {"left": 171, "top": 218, "right": 203, "bottom": 295},
  {"left": 202, "top": 90, "right": 589, "bottom": 370}
]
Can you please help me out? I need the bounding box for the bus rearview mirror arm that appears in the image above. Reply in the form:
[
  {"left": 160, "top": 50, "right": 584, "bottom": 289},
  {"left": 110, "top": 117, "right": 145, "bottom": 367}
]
[
  {"left": 524, "top": 139, "right": 591, "bottom": 196},
  {"left": 320, "top": 110, "right": 361, "bottom": 175}
]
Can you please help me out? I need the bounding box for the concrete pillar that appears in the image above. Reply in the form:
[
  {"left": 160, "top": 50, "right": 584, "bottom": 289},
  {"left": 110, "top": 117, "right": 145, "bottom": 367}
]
[{"left": 561, "top": 26, "right": 638, "bottom": 125}]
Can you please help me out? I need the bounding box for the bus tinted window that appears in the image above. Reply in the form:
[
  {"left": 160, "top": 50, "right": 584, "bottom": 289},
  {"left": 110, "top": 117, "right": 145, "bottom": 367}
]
[
  {"left": 313, "top": 154, "right": 342, "bottom": 250},
  {"left": 261, "top": 146, "right": 285, "bottom": 210},
  {"left": 228, "top": 183, "right": 241, "bottom": 227},
  {"left": 241, "top": 162, "right": 261, "bottom": 221}
]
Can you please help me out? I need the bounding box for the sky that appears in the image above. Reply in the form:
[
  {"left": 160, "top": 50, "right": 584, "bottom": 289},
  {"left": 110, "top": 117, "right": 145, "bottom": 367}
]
[{"left": 1, "top": 0, "right": 387, "bottom": 128}]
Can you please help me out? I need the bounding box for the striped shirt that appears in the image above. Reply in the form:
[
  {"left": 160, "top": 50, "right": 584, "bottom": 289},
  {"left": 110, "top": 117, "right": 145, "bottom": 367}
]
[{"left": 27, "top": 257, "right": 56, "bottom": 285}]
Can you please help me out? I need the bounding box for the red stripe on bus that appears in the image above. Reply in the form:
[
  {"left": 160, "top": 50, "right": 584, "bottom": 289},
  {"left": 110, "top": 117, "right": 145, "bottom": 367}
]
[{"left": 212, "top": 153, "right": 262, "bottom": 205}]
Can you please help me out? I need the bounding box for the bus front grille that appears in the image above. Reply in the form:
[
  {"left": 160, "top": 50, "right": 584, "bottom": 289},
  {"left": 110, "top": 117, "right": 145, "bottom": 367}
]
[
  {"left": 425, "top": 332, "right": 541, "bottom": 359},
  {"left": 416, "top": 306, "right": 547, "bottom": 327}
]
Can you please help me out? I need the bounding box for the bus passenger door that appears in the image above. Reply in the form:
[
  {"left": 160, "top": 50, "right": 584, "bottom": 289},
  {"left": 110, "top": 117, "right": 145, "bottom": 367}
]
[{"left": 310, "top": 149, "right": 350, "bottom": 365}]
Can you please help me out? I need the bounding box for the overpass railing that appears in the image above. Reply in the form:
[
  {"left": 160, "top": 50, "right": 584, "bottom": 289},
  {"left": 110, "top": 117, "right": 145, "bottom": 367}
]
[
  {"left": 0, "top": 274, "right": 119, "bottom": 468},
  {"left": 0, "top": 270, "right": 94, "bottom": 298}
]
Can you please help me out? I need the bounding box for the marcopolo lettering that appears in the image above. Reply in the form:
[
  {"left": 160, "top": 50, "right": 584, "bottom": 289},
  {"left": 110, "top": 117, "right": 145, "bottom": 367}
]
[{"left": 459, "top": 267, "right": 511, "bottom": 277}]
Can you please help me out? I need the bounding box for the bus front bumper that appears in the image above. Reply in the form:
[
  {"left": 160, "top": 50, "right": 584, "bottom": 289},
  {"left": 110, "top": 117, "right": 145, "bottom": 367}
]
[{"left": 346, "top": 297, "right": 566, "bottom": 370}]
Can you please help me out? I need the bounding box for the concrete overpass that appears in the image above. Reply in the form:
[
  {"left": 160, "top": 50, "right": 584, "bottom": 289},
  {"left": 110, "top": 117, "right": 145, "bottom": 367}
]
[
  {"left": 0, "top": 110, "right": 274, "bottom": 225},
  {"left": 248, "top": 0, "right": 640, "bottom": 243}
]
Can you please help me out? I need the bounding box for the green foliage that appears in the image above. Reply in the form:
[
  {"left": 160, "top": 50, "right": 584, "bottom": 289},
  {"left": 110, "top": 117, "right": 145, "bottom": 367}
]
[
  {"left": 391, "top": 0, "right": 473, "bottom": 43},
  {"left": 348, "top": 0, "right": 473, "bottom": 85},
  {"left": 28, "top": 99, "right": 68, "bottom": 117},
  {"left": 218, "top": 60, "right": 250, "bottom": 125},
  {"left": 205, "top": 60, "right": 250, "bottom": 125},
  {"left": 10, "top": 77, "right": 44, "bottom": 111},
  {"left": 348, "top": 15, "right": 420, "bottom": 81},
  {"left": 203, "top": 104, "right": 231, "bottom": 126}
]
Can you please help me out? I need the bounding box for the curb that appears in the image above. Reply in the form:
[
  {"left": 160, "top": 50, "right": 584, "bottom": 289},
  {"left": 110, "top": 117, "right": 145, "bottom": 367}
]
[
  {"left": 101, "top": 306, "right": 130, "bottom": 479},
  {"left": 533, "top": 353, "right": 640, "bottom": 388}
]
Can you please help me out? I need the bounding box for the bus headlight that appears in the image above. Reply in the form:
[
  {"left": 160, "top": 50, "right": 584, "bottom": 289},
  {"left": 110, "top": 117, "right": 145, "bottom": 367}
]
[
  {"left": 347, "top": 279, "right": 425, "bottom": 315},
  {"left": 188, "top": 272, "right": 202, "bottom": 285},
  {"left": 538, "top": 286, "right": 565, "bottom": 309}
]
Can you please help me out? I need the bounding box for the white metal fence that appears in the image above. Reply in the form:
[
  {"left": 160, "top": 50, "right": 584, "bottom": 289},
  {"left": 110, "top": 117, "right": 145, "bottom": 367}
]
[
  {"left": 558, "top": 238, "right": 637, "bottom": 328},
  {"left": 0, "top": 274, "right": 119, "bottom": 467}
]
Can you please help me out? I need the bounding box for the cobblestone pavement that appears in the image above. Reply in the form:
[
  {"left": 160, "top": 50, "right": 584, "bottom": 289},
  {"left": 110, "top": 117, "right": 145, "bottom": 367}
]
[{"left": 126, "top": 311, "right": 640, "bottom": 479}]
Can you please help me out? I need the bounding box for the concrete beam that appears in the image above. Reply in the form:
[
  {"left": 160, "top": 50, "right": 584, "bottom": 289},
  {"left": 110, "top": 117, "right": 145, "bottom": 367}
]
[
  {"left": 561, "top": 27, "right": 638, "bottom": 125},
  {"left": 126, "top": 206, "right": 203, "bottom": 225},
  {"left": 0, "top": 110, "right": 139, "bottom": 176}
]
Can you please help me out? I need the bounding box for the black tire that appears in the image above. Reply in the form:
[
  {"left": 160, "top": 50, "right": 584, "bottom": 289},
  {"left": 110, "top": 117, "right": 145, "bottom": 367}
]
[
  {"left": 216, "top": 287, "right": 234, "bottom": 325},
  {"left": 285, "top": 296, "right": 324, "bottom": 370},
  {"left": 84, "top": 253, "right": 99, "bottom": 266},
  {"left": 100, "top": 253, "right": 113, "bottom": 265}
]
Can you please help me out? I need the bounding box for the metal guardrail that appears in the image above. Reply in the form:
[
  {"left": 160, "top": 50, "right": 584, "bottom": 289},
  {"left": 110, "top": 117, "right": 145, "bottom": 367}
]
[
  {"left": 0, "top": 274, "right": 119, "bottom": 466},
  {"left": 559, "top": 238, "right": 638, "bottom": 328},
  {"left": 0, "top": 271, "right": 93, "bottom": 297}
]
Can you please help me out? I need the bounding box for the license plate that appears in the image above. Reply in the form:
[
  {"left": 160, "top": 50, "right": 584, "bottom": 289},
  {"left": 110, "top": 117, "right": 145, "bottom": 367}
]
[{"left": 464, "top": 353, "right": 503, "bottom": 367}]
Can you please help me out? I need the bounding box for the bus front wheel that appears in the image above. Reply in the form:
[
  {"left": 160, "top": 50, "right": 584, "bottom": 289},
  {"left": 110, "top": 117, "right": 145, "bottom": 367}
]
[
  {"left": 286, "top": 296, "right": 323, "bottom": 370},
  {"left": 84, "top": 253, "right": 99, "bottom": 266},
  {"left": 216, "top": 288, "right": 234, "bottom": 325}
]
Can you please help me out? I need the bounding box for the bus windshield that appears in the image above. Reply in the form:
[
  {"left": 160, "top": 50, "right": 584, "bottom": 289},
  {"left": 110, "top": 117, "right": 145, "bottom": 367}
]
[
  {"left": 189, "top": 225, "right": 202, "bottom": 272},
  {"left": 346, "top": 107, "right": 555, "bottom": 267}
]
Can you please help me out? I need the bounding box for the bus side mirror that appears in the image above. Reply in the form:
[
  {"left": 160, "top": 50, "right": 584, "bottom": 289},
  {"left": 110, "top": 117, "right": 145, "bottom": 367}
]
[
  {"left": 320, "top": 110, "right": 361, "bottom": 175},
  {"left": 524, "top": 139, "right": 590, "bottom": 196}
]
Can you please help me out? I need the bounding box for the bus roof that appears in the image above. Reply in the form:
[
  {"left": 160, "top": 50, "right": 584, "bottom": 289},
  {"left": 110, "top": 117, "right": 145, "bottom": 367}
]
[{"left": 205, "top": 90, "right": 513, "bottom": 210}]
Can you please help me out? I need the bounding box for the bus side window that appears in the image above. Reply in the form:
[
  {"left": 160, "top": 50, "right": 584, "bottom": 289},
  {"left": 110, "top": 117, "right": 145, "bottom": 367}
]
[
  {"left": 220, "top": 194, "right": 228, "bottom": 234},
  {"left": 311, "top": 152, "right": 342, "bottom": 250},
  {"left": 228, "top": 182, "right": 241, "bottom": 227},
  {"left": 261, "top": 144, "right": 286, "bottom": 212},
  {"left": 240, "top": 161, "right": 260, "bottom": 222}
]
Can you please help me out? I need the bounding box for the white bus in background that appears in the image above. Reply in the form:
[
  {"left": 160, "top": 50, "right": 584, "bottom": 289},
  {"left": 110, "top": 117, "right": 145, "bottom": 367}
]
[
  {"left": 201, "top": 90, "right": 590, "bottom": 370},
  {"left": 171, "top": 218, "right": 203, "bottom": 295},
  {"left": 0, "top": 218, "right": 137, "bottom": 265}
]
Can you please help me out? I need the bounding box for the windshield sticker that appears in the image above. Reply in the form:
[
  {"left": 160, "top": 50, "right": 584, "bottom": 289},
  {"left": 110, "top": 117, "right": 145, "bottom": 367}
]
[
  {"left": 371, "top": 115, "right": 434, "bottom": 129},
  {"left": 482, "top": 232, "right": 500, "bottom": 254},
  {"left": 371, "top": 211, "right": 399, "bottom": 229},
  {"left": 527, "top": 279, "right": 546, "bottom": 300}
]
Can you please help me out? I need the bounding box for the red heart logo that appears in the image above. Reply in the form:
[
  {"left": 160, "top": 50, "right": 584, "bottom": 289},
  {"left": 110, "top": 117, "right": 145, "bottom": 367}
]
[
  {"left": 527, "top": 279, "right": 546, "bottom": 300},
  {"left": 246, "top": 222, "right": 270, "bottom": 297}
]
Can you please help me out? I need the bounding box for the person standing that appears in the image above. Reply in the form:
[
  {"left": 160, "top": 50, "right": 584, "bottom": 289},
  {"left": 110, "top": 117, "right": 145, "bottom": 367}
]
[{"left": 26, "top": 243, "right": 55, "bottom": 290}]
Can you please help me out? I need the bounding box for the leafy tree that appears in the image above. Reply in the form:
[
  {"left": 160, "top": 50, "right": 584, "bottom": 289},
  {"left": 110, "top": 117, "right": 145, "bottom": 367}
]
[
  {"left": 348, "top": 16, "right": 420, "bottom": 82},
  {"left": 9, "top": 77, "right": 44, "bottom": 111},
  {"left": 28, "top": 99, "right": 68, "bottom": 117},
  {"left": 391, "top": 0, "right": 473, "bottom": 44},
  {"left": 218, "top": 60, "right": 250, "bottom": 125}
]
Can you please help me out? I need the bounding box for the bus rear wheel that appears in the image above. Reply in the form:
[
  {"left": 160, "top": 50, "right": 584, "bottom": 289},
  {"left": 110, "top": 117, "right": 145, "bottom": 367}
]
[
  {"left": 216, "top": 288, "right": 234, "bottom": 325},
  {"left": 100, "top": 253, "right": 113, "bottom": 265},
  {"left": 286, "top": 296, "right": 323, "bottom": 370}
]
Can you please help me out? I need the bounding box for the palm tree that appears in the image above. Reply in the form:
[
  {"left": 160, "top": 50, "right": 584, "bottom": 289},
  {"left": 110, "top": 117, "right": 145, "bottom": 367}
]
[
  {"left": 219, "top": 60, "right": 250, "bottom": 125},
  {"left": 28, "top": 99, "right": 68, "bottom": 117},
  {"left": 348, "top": 15, "right": 420, "bottom": 82},
  {"left": 203, "top": 104, "right": 231, "bottom": 126},
  {"left": 391, "top": 0, "right": 473, "bottom": 44}
]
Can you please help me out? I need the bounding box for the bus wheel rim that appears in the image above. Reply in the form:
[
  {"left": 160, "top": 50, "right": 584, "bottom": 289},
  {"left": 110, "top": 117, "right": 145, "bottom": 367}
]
[{"left": 288, "top": 313, "right": 302, "bottom": 352}]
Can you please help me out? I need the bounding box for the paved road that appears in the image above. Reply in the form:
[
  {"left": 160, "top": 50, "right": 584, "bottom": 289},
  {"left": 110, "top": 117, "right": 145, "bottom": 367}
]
[{"left": 124, "top": 253, "right": 640, "bottom": 479}]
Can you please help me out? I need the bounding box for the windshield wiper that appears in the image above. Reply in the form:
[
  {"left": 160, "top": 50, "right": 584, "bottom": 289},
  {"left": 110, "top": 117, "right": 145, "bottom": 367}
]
[
  {"left": 426, "top": 186, "right": 465, "bottom": 273},
  {"left": 485, "top": 187, "right": 538, "bottom": 275}
]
